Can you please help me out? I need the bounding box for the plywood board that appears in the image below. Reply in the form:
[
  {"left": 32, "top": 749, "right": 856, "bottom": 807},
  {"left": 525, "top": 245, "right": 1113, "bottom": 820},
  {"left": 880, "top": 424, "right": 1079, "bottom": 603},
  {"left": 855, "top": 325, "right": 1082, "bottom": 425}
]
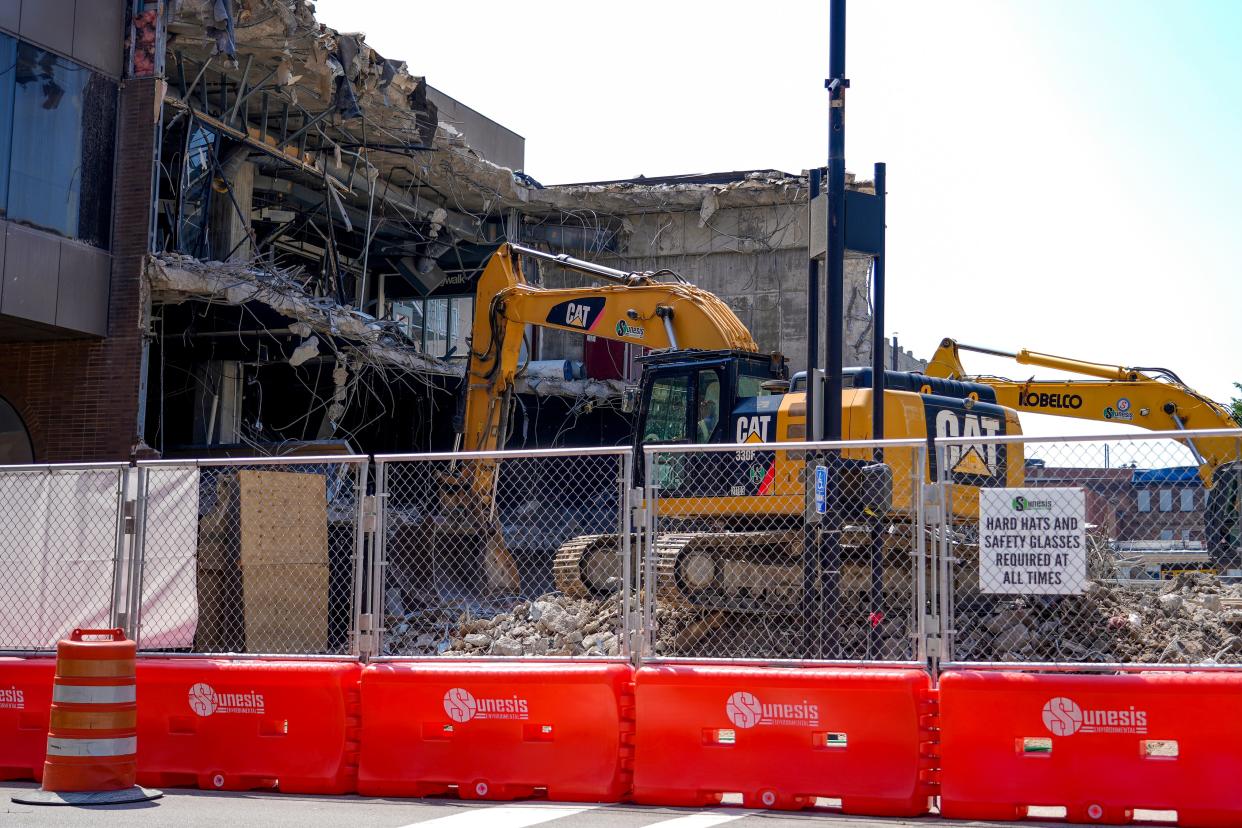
[{"left": 238, "top": 470, "right": 329, "bottom": 652}]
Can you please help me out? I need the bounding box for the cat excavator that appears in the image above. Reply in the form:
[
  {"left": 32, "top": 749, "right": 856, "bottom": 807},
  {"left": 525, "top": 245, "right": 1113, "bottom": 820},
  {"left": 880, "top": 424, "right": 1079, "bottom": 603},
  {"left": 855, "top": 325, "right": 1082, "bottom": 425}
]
[{"left": 444, "top": 244, "right": 1024, "bottom": 611}]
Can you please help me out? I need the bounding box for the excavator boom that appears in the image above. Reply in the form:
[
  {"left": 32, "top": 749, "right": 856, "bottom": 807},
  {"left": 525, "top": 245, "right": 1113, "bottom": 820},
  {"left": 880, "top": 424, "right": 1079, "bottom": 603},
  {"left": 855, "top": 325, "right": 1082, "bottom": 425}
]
[
  {"left": 461, "top": 243, "right": 757, "bottom": 453},
  {"left": 926, "top": 338, "right": 1240, "bottom": 484}
]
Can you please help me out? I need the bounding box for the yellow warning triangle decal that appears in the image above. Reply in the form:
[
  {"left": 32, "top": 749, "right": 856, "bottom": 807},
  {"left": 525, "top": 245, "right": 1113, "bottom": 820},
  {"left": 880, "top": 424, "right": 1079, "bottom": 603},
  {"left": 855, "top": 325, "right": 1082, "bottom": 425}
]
[
  {"left": 744, "top": 431, "right": 764, "bottom": 444},
  {"left": 953, "top": 447, "right": 992, "bottom": 476}
]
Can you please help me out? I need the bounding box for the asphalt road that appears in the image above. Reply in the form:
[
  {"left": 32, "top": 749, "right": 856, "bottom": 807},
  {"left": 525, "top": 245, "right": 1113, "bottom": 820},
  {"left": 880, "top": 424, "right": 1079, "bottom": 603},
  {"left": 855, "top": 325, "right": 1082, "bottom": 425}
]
[{"left": 0, "top": 784, "right": 1021, "bottom": 828}]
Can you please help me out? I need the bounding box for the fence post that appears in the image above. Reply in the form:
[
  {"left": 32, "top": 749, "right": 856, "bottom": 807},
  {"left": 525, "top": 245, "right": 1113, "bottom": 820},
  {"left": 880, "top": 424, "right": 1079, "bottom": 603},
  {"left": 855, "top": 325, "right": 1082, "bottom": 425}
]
[
  {"left": 352, "top": 459, "right": 373, "bottom": 660},
  {"left": 914, "top": 444, "right": 929, "bottom": 666},
  {"left": 370, "top": 459, "right": 389, "bottom": 660},
  {"left": 619, "top": 451, "right": 634, "bottom": 662},
  {"left": 642, "top": 449, "right": 658, "bottom": 659},
  {"left": 127, "top": 466, "right": 150, "bottom": 647},
  {"left": 109, "top": 466, "right": 131, "bottom": 635},
  {"left": 933, "top": 442, "right": 954, "bottom": 666}
]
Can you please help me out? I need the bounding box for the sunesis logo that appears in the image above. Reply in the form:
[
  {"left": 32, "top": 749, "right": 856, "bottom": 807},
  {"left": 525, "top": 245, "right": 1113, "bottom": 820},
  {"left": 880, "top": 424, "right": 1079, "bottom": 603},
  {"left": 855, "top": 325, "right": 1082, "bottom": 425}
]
[
  {"left": 187, "top": 682, "right": 265, "bottom": 717},
  {"left": 1011, "top": 495, "right": 1053, "bottom": 512},
  {"left": 725, "top": 691, "right": 820, "bottom": 729},
  {"left": 0, "top": 685, "right": 24, "bottom": 710},
  {"left": 614, "top": 320, "right": 645, "bottom": 339},
  {"left": 1041, "top": 696, "right": 1148, "bottom": 736},
  {"left": 443, "top": 688, "right": 529, "bottom": 723},
  {"left": 1021, "top": 392, "right": 1083, "bottom": 410}
]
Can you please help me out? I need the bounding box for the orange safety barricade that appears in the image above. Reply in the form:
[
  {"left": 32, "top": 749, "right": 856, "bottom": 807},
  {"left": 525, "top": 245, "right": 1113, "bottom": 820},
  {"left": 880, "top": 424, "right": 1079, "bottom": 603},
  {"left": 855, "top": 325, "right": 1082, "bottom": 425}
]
[
  {"left": 359, "top": 661, "right": 634, "bottom": 801},
  {"left": 0, "top": 657, "right": 55, "bottom": 782},
  {"left": 939, "top": 670, "right": 1242, "bottom": 827},
  {"left": 41, "top": 629, "right": 140, "bottom": 793},
  {"left": 633, "top": 665, "right": 937, "bottom": 815},
  {"left": 134, "top": 658, "right": 361, "bottom": 794}
]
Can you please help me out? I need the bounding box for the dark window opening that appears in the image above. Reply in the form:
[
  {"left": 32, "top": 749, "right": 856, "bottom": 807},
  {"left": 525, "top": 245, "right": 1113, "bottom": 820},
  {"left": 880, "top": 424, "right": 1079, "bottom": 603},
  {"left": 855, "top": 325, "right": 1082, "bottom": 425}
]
[{"left": 0, "top": 396, "right": 33, "bottom": 464}]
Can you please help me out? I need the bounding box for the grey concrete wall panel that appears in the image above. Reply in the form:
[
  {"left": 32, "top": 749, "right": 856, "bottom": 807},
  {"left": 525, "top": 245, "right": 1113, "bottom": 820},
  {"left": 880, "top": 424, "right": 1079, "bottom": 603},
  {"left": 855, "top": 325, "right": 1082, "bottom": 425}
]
[
  {"left": 73, "top": 0, "right": 125, "bottom": 77},
  {"left": 20, "top": 0, "right": 76, "bottom": 56},
  {"left": 427, "top": 85, "right": 525, "bottom": 171},
  {"left": 0, "top": 0, "right": 20, "bottom": 35},
  {"left": 56, "top": 238, "right": 109, "bottom": 335},
  {"left": 2, "top": 222, "right": 60, "bottom": 325}
]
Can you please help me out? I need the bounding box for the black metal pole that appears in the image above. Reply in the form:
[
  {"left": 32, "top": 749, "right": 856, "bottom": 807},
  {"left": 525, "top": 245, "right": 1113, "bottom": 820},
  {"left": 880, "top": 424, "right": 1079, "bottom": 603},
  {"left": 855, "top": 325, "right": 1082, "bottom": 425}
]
[
  {"left": 802, "top": 169, "right": 822, "bottom": 656},
  {"left": 806, "top": 167, "right": 821, "bottom": 445},
  {"left": 820, "top": 0, "right": 848, "bottom": 659},
  {"left": 868, "top": 162, "right": 887, "bottom": 659},
  {"left": 870, "top": 162, "right": 886, "bottom": 456},
  {"left": 824, "top": 0, "right": 847, "bottom": 445}
]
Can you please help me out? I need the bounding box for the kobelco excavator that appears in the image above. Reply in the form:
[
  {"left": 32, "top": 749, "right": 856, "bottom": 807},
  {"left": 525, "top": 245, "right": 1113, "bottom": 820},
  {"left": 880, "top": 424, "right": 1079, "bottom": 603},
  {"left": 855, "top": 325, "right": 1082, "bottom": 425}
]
[{"left": 927, "top": 339, "right": 1241, "bottom": 570}]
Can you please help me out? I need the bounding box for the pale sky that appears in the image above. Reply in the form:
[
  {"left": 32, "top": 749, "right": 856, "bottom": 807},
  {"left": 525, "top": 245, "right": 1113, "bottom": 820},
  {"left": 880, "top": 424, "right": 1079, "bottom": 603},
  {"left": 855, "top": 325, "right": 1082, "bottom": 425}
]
[{"left": 317, "top": 0, "right": 1241, "bottom": 439}]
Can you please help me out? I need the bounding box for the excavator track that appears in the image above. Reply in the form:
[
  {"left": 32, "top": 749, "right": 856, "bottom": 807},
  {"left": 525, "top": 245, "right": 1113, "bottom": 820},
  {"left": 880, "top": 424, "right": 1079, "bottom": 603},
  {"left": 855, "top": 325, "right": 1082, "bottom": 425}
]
[
  {"left": 553, "top": 524, "right": 918, "bottom": 612},
  {"left": 553, "top": 534, "right": 625, "bottom": 599}
]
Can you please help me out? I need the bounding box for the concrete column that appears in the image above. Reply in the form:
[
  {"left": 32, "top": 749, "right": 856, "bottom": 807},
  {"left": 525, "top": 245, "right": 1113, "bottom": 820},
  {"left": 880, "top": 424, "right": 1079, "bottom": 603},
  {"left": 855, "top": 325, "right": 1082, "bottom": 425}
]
[{"left": 209, "top": 152, "right": 255, "bottom": 262}]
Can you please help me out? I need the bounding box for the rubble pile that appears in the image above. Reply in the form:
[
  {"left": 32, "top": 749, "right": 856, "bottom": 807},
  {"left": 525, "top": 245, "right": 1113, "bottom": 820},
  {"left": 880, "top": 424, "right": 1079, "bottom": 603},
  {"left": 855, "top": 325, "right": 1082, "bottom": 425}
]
[
  {"left": 384, "top": 589, "right": 915, "bottom": 660},
  {"left": 385, "top": 593, "right": 624, "bottom": 657},
  {"left": 954, "top": 571, "right": 1242, "bottom": 664}
]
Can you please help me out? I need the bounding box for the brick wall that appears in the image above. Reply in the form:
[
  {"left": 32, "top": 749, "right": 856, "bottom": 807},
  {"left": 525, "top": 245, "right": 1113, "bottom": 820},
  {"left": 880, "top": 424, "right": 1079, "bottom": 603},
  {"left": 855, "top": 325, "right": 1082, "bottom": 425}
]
[{"left": 0, "top": 77, "right": 155, "bottom": 462}]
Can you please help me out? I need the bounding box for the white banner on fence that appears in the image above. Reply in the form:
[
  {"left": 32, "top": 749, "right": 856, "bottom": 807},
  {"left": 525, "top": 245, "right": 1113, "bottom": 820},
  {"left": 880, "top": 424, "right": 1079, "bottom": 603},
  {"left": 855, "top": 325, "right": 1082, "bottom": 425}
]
[
  {"left": 0, "top": 470, "right": 119, "bottom": 648},
  {"left": 138, "top": 467, "right": 200, "bottom": 648},
  {"left": 979, "top": 487, "right": 1087, "bottom": 594}
]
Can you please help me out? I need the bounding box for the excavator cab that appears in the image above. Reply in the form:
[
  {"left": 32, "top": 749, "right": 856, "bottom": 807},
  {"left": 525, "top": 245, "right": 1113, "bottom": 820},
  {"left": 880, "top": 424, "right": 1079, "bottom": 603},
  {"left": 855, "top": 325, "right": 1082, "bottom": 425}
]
[{"left": 633, "top": 349, "right": 787, "bottom": 495}]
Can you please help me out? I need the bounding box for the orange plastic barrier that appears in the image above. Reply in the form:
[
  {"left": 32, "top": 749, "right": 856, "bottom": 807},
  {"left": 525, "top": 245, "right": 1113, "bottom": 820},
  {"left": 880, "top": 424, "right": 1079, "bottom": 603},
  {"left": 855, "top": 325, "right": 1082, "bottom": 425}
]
[
  {"left": 134, "top": 659, "right": 361, "bottom": 794},
  {"left": 939, "top": 670, "right": 1242, "bottom": 827},
  {"left": 0, "top": 657, "right": 55, "bottom": 782},
  {"left": 41, "top": 628, "right": 139, "bottom": 793},
  {"left": 359, "top": 661, "right": 634, "bottom": 801},
  {"left": 632, "top": 665, "right": 937, "bottom": 814}
]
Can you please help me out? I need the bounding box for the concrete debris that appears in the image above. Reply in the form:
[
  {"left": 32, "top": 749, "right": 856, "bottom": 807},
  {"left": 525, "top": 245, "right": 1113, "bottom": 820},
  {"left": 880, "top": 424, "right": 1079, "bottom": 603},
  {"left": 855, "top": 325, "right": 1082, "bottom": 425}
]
[
  {"left": 147, "top": 253, "right": 621, "bottom": 400},
  {"left": 384, "top": 592, "right": 625, "bottom": 658},
  {"left": 287, "top": 335, "right": 319, "bottom": 367},
  {"left": 148, "top": 253, "right": 458, "bottom": 377},
  {"left": 955, "top": 564, "right": 1242, "bottom": 665}
]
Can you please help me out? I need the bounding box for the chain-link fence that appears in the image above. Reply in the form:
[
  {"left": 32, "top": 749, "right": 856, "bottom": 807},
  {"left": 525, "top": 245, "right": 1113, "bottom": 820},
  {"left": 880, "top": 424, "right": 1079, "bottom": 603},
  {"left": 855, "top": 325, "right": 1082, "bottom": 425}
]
[
  {"left": 134, "top": 457, "right": 367, "bottom": 656},
  {"left": 643, "top": 439, "right": 929, "bottom": 663},
  {"left": 5, "top": 429, "right": 1239, "bottom": 668},
  {"left": 374, "top": 447, "right": 632, "bottom": 659},
  {"left": 0, "top": 463, "right": 129, "bottom": 651},
  {"left": 936, "top": 430, "right": 1242, "bottom": 667}
]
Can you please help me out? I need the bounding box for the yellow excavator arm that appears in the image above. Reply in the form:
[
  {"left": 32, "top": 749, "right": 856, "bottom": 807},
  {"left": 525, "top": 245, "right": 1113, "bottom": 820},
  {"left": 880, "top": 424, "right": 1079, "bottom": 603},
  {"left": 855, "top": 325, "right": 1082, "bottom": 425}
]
[
  {"left": 461, "top": 243, "right": 757, "bottom": 453},
  {"left": 926, "top": 338, "right": 1240, "bottom": 484}
]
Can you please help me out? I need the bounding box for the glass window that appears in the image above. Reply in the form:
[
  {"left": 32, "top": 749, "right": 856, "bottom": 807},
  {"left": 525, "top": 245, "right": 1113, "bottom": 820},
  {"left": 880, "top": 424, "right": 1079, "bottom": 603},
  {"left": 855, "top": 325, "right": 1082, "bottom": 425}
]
[
  {"left": 177, "top": 124, "right": 218, "bottom": 256},
  {"left": 447, "top": 296, "right": 473, "bottom": 360},
  {"left": 8, "top": 41, "right": 116, "bottom": 247},
  {"left": 1159, "top": 529, "right": 1173, "bottom": 541},
  {"left": 424, "top": 297, "right": 448, "bottom": 357},
  {"left": 696, "top": 371, "right": 721, "bottom": 443},
  {"left": 0, "top": 35, "right": 15, "bottom": 214},
  {"left": 644, "top": 374, "right": 689, "bottom": 444},
  {"left": 1137, "top": 490, "right": 1151, "bottom": 512},
  {"left": 1159, "top": 489, "right": 1173, "bottom": 512},
  {"left": 1180, "top": 489, "right": 1195, "bottom": 512},
  {"left": 736, "top": 374, "right": 771, "bottom": 399}
]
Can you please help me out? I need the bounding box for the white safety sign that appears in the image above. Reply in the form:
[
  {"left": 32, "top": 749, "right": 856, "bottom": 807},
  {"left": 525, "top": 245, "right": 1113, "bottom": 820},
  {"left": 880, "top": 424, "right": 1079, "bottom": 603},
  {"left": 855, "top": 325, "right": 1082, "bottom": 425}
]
[{"left": 978, "top": 487, "right": 1086, "bottom": 594}]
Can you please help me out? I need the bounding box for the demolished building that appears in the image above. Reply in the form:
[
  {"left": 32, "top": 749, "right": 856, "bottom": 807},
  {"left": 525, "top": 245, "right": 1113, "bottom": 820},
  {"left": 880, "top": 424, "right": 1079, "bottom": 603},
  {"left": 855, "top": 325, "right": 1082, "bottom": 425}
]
[{"left": 0, "top": 0, "right": 918, "bottom": 463}]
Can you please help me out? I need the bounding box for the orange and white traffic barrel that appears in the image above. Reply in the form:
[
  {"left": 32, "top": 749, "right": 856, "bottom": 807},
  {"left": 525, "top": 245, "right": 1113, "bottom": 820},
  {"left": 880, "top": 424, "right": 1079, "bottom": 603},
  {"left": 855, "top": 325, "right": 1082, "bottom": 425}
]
[{"left": 11, "top": 628, "right": 159, "bottom": 806}]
